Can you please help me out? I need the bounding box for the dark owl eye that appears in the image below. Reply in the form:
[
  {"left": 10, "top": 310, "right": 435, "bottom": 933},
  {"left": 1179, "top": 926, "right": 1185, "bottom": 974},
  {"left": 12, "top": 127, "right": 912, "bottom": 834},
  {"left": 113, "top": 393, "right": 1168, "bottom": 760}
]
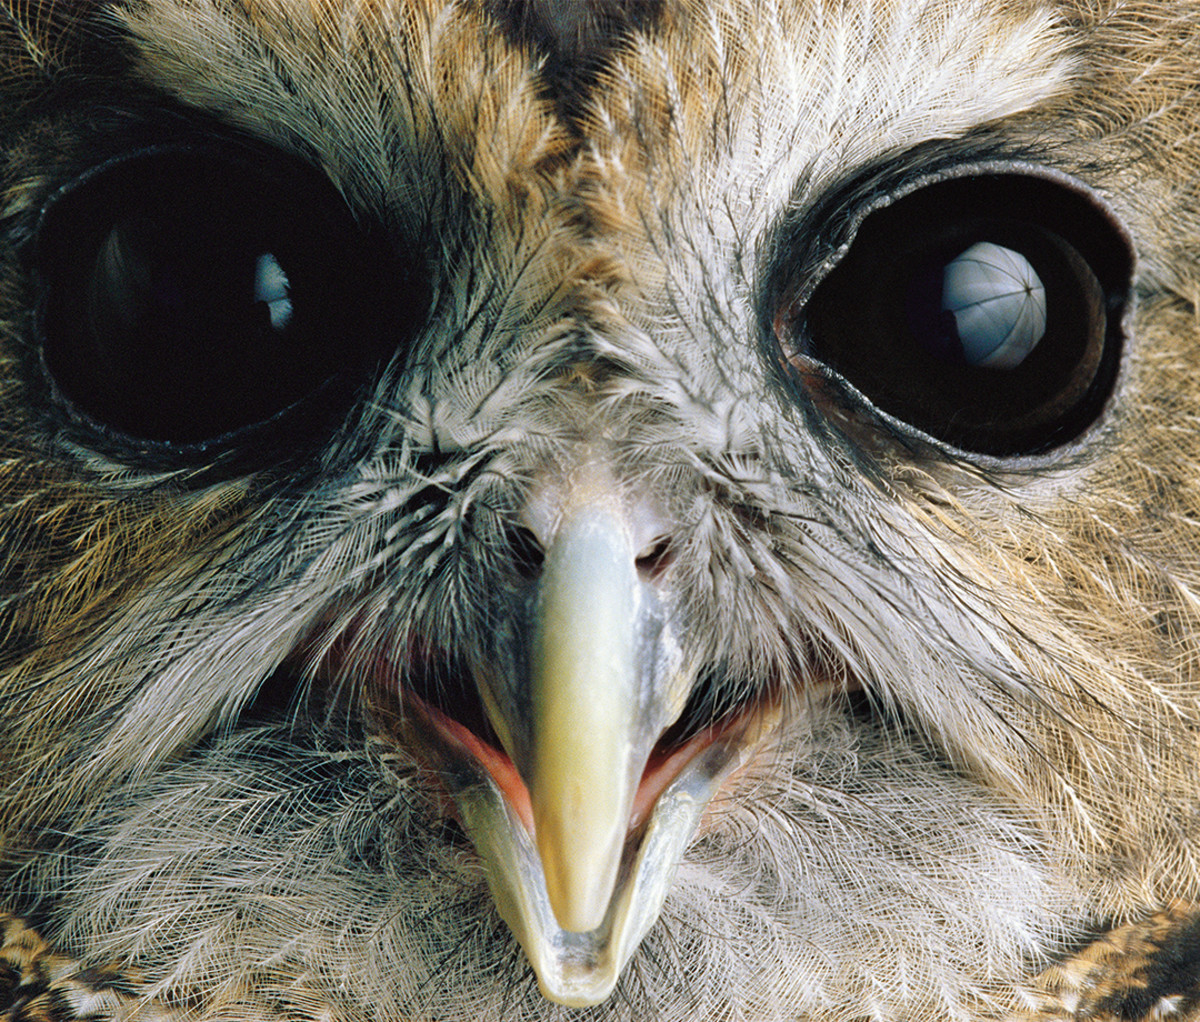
[
  {"left": 787, "top": 173, "right": 1132, "bottom": 456},
  {"left": 34, "top": 146, "right": 416, "bottom": 446}
]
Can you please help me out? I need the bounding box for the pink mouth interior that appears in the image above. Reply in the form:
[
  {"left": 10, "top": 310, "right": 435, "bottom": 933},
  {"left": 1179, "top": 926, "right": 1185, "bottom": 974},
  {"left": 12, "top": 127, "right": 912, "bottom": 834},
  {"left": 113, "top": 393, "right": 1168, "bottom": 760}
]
[{"left": 413, "top": 695, "right": 739, "bottom": 840}]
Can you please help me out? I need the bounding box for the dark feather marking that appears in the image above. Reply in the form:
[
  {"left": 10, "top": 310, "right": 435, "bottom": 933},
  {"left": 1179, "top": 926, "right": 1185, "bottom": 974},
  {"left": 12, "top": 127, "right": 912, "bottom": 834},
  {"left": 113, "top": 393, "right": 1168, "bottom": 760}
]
[
  {"left": 1100, "top": 910, "right": 1200, "bottom": 1021},
  {"left": 476, "top": 0, "right": 663, "bottom": 122}
]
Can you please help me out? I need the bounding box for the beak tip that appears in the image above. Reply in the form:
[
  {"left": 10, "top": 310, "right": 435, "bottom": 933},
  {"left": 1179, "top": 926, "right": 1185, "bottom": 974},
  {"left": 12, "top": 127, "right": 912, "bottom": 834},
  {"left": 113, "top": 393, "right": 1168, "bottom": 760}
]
[
  {"left": 537, "top": 828, "right": 621, "bottom": 934},
  {"left": 550, "top": 896, "right": 608, "bottom": 935}
]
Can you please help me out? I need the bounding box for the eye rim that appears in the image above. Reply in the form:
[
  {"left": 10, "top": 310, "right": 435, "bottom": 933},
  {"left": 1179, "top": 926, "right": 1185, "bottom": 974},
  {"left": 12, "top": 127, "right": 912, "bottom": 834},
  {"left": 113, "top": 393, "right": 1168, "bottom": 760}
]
[
  {"left": 773, "top": 160, "right": 1135, "bottom": 461},
  {"left": 29, "top": 139, "right": 417, "bottom": 462}
]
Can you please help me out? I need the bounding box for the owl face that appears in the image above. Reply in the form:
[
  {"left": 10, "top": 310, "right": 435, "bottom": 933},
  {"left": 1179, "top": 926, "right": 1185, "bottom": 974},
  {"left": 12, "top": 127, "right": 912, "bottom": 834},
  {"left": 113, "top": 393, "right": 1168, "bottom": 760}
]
[{"left": 1, "top": 1, "right": 1198, "bottom": 1019}]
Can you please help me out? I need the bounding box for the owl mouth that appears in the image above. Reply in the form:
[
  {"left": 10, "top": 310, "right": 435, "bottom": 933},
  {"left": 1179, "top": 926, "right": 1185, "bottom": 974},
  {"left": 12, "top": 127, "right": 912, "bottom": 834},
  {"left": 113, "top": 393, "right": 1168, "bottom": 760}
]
[{"left": 387, "top": 657, "right": 781, "bottom": 1008}]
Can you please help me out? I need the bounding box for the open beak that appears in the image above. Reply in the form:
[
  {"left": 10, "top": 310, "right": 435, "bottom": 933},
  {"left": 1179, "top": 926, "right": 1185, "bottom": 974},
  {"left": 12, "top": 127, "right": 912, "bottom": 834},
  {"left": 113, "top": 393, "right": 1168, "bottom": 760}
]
[{"left": 403, "top": 497, "right": 779, "bottom": 1006}]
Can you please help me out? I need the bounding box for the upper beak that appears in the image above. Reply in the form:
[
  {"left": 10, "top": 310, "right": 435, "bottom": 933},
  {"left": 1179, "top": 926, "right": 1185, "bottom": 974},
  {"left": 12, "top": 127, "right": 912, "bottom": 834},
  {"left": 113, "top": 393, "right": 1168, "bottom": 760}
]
[{"left": 528, "top": 503, "right": 682, "bottom": 931}]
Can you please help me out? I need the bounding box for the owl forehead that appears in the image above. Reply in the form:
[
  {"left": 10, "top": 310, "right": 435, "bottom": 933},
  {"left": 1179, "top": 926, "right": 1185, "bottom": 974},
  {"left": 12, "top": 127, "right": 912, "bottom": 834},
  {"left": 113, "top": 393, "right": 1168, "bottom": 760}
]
[
  {"left": 117, "top": 0, "right": 1075, "bottom": 224},
  {"left": 582, "top": 0, "right": 1074, "bottom": 233}
]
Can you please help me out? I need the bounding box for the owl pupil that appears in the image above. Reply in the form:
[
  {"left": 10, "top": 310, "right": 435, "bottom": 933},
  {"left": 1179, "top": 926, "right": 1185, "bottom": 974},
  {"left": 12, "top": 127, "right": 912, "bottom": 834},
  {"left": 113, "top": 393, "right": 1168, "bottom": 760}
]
[
  {"left": 87, "top": 221, "right": 293, "bottom": 344},
  {"left": 72, "top": 217, "right": 305, "bottom": 440},
  {"left": 792, "top": 172, "right": 1129, "bottom": 456}
]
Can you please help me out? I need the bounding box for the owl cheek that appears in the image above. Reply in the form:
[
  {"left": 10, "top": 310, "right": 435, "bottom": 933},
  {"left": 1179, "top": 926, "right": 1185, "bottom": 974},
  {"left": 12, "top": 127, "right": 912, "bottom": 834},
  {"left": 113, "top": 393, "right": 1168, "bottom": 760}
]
[{"left": 358, "top": 484, "right": 783, "bottom": 1007}]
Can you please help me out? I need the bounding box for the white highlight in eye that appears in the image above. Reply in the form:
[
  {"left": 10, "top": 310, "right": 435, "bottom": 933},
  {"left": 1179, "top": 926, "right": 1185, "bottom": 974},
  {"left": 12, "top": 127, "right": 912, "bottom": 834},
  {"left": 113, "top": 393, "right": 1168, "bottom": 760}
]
[
  {"left": 253, "top": 252, "right": 293, "bottom": 331},
  {"left": 941, "top": 242, "right": 1046, "bottom": 369}
]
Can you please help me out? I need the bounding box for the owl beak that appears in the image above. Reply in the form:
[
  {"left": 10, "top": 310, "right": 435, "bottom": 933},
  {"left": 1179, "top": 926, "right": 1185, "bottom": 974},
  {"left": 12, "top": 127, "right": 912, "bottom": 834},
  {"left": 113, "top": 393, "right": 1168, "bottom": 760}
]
[{"left": 436, "top": 499, "right": 779, "bottom": 1006}]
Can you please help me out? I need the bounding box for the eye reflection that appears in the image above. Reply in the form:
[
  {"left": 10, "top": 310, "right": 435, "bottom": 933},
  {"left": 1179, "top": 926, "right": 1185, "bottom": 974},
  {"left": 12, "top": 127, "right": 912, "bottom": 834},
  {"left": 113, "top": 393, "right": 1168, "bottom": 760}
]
[
  {"left": 254, "top": 253, "right": 294, "bottom": 331},
  {"left": 908, "top": 241, "right": 1047, "bottom": 370}
]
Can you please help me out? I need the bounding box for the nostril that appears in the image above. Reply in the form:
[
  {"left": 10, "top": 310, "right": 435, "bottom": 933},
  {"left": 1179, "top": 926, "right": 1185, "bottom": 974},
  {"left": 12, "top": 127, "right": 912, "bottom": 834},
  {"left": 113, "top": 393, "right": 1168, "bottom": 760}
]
[
  {"left": 635, "top": 536, "right": 674, "bottom": 581},
  {"left": 508, "top": 525, "right": 546, "bottom": 580}
]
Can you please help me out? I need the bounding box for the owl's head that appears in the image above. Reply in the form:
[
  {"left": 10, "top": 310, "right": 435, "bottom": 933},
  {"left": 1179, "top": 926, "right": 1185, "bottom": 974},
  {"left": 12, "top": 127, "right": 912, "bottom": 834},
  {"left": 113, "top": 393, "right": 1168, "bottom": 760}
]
[{"left": 1, "top": 1, "right": 1198, "bottom": 1019}]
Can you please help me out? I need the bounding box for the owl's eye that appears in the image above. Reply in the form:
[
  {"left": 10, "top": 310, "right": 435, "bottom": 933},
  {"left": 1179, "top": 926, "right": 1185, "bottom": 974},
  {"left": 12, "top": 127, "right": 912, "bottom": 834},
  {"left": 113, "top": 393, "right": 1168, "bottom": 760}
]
[
  {"left": 787, "top": 173, "right": 1132, "bottom": 456},
  {"left": 34, "top": 146, "right": 413, "bottom": 445}
]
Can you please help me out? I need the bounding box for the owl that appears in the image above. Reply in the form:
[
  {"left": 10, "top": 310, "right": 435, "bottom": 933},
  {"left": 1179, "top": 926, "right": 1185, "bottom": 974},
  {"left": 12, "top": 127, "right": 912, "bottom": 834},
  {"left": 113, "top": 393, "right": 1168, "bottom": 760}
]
[{"left": 1, "top": 1, "right": 1199, "bottom": 1020}]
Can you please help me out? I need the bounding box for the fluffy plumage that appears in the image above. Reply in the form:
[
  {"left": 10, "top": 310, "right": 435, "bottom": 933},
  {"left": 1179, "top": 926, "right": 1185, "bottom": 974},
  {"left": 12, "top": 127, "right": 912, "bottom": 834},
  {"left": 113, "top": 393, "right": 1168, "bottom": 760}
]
[{"left": 0, "top": 1, "right": 1198, "bottom": 1020}]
